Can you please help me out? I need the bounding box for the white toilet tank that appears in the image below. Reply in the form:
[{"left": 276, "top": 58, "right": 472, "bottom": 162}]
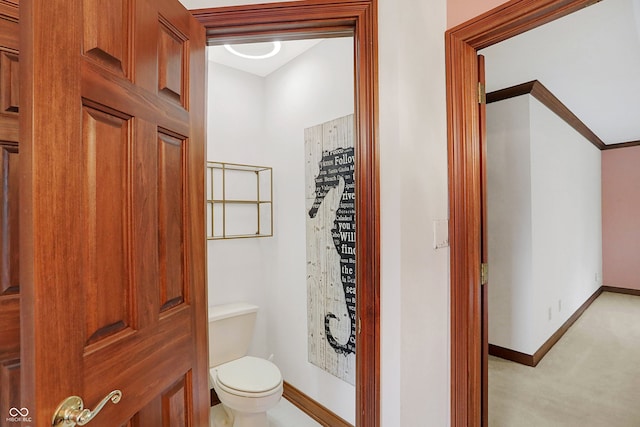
[{"left": 208, "top": 303, "right": 259, "bottom": 368}]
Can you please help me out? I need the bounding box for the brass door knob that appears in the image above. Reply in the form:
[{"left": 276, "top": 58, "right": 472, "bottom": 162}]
[{"left": 52, "top": 390, "right": 122, "bottom": 426}]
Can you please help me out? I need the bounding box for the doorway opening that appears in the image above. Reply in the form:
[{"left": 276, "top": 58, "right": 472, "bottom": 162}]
[
  {"left": 206, "top": 35, "right": 357, "bottom": 425},
  {"left": 446, "top": 0, "right": 599, "bottom": 425},
  {"left": 192, "top": 2, "right": 380, "bottom": 426}
]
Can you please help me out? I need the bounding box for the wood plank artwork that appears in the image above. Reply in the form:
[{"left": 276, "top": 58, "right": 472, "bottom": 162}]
[{"left": 305, "top": 114, "right": 356, "bottom": 385}]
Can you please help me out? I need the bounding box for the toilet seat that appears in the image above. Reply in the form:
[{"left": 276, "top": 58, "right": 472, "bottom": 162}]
[{"left": 214, "top": 356, "right": 282, "bottom": 397}]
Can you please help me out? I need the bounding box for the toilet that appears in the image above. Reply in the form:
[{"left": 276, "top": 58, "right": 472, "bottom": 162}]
[{"left": 209, "top": 303, "right": 283, "bottom": 427}]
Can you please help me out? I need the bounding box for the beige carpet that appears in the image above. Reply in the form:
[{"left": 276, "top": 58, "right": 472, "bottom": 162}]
[{"left": 489, "top": 291, "right": 640, "bottom": 427}]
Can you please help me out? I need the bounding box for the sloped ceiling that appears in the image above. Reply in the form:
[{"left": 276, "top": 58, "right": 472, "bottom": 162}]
[{"left": 480, "top": 0, "right": 640, "bottom": 146}]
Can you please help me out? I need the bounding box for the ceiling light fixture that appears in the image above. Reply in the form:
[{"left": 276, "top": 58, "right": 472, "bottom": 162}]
[{"left": 224, "top": 41, "right": 282, "bottom": 60}]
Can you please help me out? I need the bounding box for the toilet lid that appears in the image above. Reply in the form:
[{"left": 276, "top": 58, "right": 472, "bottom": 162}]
[{"left": 216, "top": 356, "right": 282, "bottom": 393}]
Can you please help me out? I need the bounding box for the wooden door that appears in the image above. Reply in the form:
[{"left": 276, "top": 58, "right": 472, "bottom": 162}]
[
  {"left": 20, "top": 0, "right": 208, "bottom": 426},
  {"left": 478, "top": 54, "right": 489, "bottom": 427},
  {"left": 0, "top": 0, "right": 20, "bottom": 422}
]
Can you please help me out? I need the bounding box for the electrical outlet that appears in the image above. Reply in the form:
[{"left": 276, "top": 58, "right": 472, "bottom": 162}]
[
  {"left": 548, "top": 307, "right": 552, "bottom": 320},
  {"left": 558, "top": 299, "right": 562, "bottom": 312}
]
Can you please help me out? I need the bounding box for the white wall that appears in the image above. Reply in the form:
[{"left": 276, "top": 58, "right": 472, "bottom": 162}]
[
  {"left": 386, "top": 2, "right": 450, "bottom": 426},
  {"left": 486, "top": 96, "right": 535, "bottom": 353},
  {"left": 206, "top": 62, "right": 272, "bottom": 357},
  {"left": 487, "top": 95, "right": 602, "bottom": 355},
  {"left": 529, "top": 97, "right": 602, "bottom": 351},
  {"left": 184, "top": 0, "right": 451, "bottom": 425},
  {"left": 263, "top": 37, "right": 356, "bottom": 422}
]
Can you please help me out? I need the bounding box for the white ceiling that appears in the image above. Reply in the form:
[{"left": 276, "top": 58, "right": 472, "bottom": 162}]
[
  {"left": 177, "top": 0, "right": 324, "bottom": 77},
  {"left": 480, "top": 0, "right": 640, "bottom": 145},
  {"left": 207, "top": 39, "right": 324, "bottom": 77}
]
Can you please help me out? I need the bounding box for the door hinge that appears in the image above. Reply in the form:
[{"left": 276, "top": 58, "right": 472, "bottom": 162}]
[
  {"left": 478, "top": 82, "right": 486, "bottom": 105},
  {"left": 481, "top": 263, "right": 488, "bottom": 286}
]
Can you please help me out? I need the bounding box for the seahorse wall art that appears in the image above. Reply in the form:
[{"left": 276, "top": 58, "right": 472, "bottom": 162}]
[{"left": 305, "top": 114, "right": 356, "bottom": 385}]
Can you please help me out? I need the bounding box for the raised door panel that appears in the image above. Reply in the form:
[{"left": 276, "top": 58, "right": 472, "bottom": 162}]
[
  {"left": 81, "top": 105, "right": 133, "bottom": 346},
  {"left": 82, "top": 0, "right": 131, "bottom": 77},
  {"left": 158, "top": 16, "right": 186, "bottom": 106},
  {"left": 0, "top": 298, "right": 18, "bottom": 357},
  {"left": 158, "top": 131, "right": 186, "bottom": 313},
  {"left": 0, "top": 51, "right": 18, "bottom": 113},
  {"left": 162, "top": 375, "right": 192, "bottom": 427},
  {"left": 0, "top": 49, "right": 17, "bottom": 144},
  {"left": 0, "top": 359, "right": 20, "bottom": 421},
  {"left": 0, "top": 143, "right": 18, "bottom": 295}
]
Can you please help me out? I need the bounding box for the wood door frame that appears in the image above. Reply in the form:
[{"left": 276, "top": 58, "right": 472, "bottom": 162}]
[
  {"left": 190, "top": 2, "right": 380, "bottom": 427},
  {"left": 446, "top": 0, "right": 597, "bottom": 425}
]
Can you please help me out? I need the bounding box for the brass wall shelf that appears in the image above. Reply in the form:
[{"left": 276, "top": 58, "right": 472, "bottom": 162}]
[{"left": 206, "top": 161, "right": 273, "bottom": 240}]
